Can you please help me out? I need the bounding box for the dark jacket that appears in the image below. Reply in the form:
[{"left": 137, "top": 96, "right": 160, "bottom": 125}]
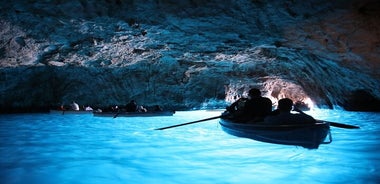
[{"left": 243, "top": 97, "right": 272, "bottom": 121}]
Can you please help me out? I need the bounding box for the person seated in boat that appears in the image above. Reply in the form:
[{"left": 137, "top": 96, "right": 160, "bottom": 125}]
[
  {"left": 126, "top": 100, "right": 137, "bottom": 112},
  {"left": 264, "top": 98, "right": 316, "bottom": 125},
  {"left": 112, "top": 105, "right": 120, "bottom": 112},
  {"left": 59, "top": 103, "right": 66, "bottom": 111},
  {"left": 137, "top": 105, "right": 147, "bottom": 112},
  {"left": 245, "top": 88, "right": 273, "bottom": 122},
  {"left": 84, "top": 105, "right": 93, "bottom": 111},
  {"left": 225, "top": 88, "right": 272, "bottom": 122},
  {"left": 153, "top": 105, "right": 163, "bottom": 111},
  {"left": 70, "top": 101, "right": 80, "bottom": 111},
  {"left": 226, "top": 95, "right": 248, "bottom": 117}
]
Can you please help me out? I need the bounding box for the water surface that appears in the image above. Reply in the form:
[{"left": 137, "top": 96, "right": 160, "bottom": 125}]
[{"left": 0, "top": 109, "right": 379, "bottom": 184}]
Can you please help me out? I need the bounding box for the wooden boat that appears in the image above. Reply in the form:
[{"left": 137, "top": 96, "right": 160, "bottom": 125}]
[
  {"left": 49, "top": 110, "right": 93, "bottom": 114},
  {"left": 219, "top": 118, "right": 332, "bottom": 149},
  {"left": 93, "top": 110, "right": 175, "bottom": 117}
]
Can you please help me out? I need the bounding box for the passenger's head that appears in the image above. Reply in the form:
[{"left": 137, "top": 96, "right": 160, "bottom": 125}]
[
  {"left": 278, "top": 98, "right": 293, "bottom": 112},
  {"left": 248, "top": 88, "right": 261, "bottom": 97}
]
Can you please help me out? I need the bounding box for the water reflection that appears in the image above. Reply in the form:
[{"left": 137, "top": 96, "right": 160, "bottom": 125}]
[{"left": 0, "top": 109, "right": 379, "bottom": 183}]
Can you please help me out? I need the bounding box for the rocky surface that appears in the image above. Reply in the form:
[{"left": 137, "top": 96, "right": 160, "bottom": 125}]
[{"left": 0, "top": 0, "right": 379, "bottom": 112}]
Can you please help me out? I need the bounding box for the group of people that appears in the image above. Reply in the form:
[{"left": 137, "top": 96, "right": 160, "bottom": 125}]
[
  {"left": 62, "top": 88, "right": 313, "bottom": 125},
  {"left": 60, "top": 100, "right": 162, "bottom": 113},
  {"left": 59, "top": 101, "right": 93, "bottom": 111},
  {"left": 125, "top": 100, "right": 147, "bottom": 112},
  {"left": 225, "top": 88, "right": 316, "bottom": 125},
  {"left": 109, "top": 100, "right": 163, "bottom": 113}
]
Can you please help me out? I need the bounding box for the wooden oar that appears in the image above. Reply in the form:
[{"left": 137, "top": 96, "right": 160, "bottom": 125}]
[
  {"left": 155, "top": 115, "right": 223, "bottom": 130},
  {"left": 294, "top": 108, "right": 360, "bottom": 129},
  {"left": 113, "top": 112, "right": 119, "bottom": 118},
  {"left": 319, "top": 120, "right": 360, "bottom": 129}
]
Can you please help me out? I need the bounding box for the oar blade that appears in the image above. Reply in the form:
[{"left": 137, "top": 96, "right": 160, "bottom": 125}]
[
  {"left": 297, "top": 105, "right": 360, "bottom": 129},
  {"left": 317, "top": 119, "right": 360, "bottom": 129},
  {"left": 329, "top": 122, "right": 360, "bottom": 129}
]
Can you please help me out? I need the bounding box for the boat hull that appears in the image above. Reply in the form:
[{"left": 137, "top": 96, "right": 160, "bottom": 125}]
[
  {"left": 50, "top": 110, "right": 93, "bottom": 114},
  {"left": 219, "top": 118, "right": 331, "bottom": 149},
  {"left": 93, "top": 111, "right": 175, "bottom": 117}
]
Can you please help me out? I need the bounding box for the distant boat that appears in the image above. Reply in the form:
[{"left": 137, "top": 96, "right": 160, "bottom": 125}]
[
  {"left": 219, "top": 118, "right": 332, "bottom": 149},
  {"left": 49, "top": 110, "right": 93, "bottom": 114},
  {"left": 93, "top": 110, "right": 175, "bottom": 117}
]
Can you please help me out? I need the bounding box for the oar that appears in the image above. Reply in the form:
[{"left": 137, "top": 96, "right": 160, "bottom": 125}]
[
  {"left": 155, "top": 115, "right": 223, "bottom": 130},
  {"left": 113, "top": 107, "right": 122, "bottom": 118},
  {"left": 319, "top": 120, "right": 360, "bottom": 129},
  {"left": 113, "top": 112, "right": 119, "bottom": 118},
  {"left": 294, "top": 108, "right": 360, "bottom": 129}
]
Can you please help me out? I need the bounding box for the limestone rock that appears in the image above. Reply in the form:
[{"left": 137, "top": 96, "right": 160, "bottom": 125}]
[{"left": 0, "top": 0, "right": 379, "bottom": 112}]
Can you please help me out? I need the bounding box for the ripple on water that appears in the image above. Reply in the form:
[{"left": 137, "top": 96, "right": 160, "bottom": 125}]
[{"left": 0, "top": 110, "right": 379, "bottom": 183}]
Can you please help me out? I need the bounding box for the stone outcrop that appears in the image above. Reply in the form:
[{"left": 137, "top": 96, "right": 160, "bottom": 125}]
[{"left": 0, "top": 0, "right": 379, "bottom": 112}]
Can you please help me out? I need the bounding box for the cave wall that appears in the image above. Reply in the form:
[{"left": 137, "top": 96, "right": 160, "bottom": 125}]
[{"left": 0, "top": 0, "right": 379, "bottom": 112}]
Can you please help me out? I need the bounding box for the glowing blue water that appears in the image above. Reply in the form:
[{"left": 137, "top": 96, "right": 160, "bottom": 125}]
[{"left": 0, "top": 109, "right": 379, "bottom": 184}]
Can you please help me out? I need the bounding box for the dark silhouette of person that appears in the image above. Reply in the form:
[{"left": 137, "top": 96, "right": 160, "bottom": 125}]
[
  {"left": 153, "top": 105, "right": 163, "bottom": 111},
  {"left": 125, "top": 100, "right": 137, "bottom": 112},
  {"left": 244, "top": 88, "right": 273, "bottom": 122},
  {"left": 226, "top": 96, "right": 248, "bottom": 115},
  {"left": 111, "top": 105, "right": 119, "bottom": 113},
  {"left": 226, "top": 88, "right": 272, "bottom": 122},
  {"left": 264, "top": 98, "right": 316, "bottom": 125}
]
